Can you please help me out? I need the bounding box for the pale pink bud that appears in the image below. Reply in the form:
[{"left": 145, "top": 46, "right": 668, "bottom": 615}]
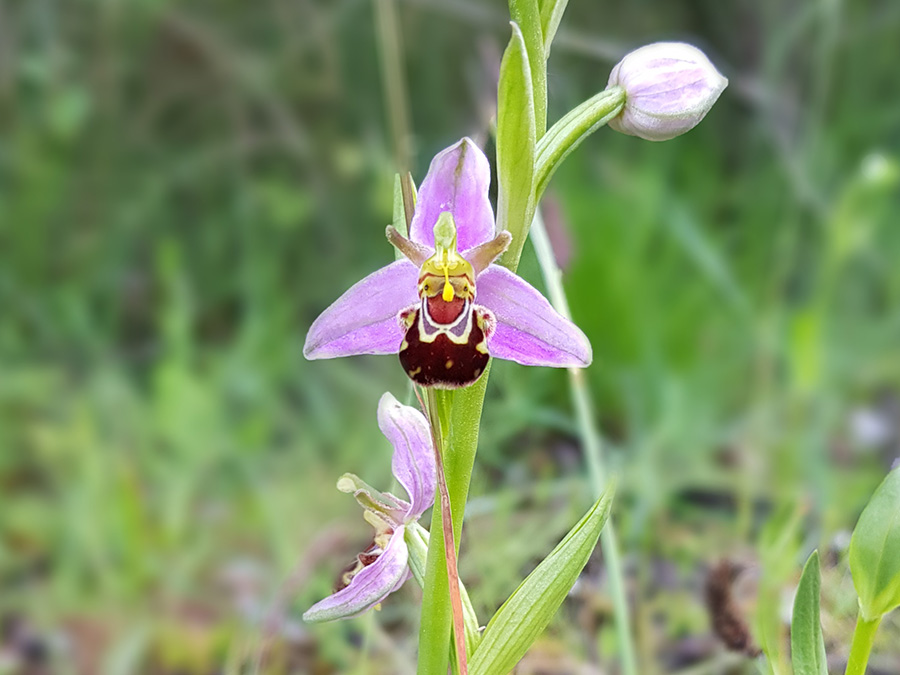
[{"left": 607, "top": 42, "right": 727, "bottom": 142}]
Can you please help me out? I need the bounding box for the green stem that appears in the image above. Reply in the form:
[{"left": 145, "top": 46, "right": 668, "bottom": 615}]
[
  {"left": 534, "top": 87, "right": 625, "bottom": 201},
  {"left": 406, "top": 522, "right": 481, "bottom": 654},
  {"left": 530, "top": 210, "right": 639, "bottom": 675},
  {"left": 845, "top": 613, "right": 881, "bottom": 675},
  {"left": 417, "top": 379, "right": 490, "bottom": 674},
  {"left": 425, "top": 387, "right": 470, "bottom": 674}
]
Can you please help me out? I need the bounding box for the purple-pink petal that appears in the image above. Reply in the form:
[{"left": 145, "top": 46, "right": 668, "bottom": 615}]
[
  {"left": 303, "top": 260, "right": 418, "bottom": 360},
  {"left": 377, "top": 392, "right": 436, "bottom": 520},
  {"left": 409, "top": 138, "right": 495, "bottom": 252},
  {"left": 302, "top": 526, "right": 410, "bottom": 623},
  {"left": 476, "top": 266, "right": 592, "bottom": 368}
]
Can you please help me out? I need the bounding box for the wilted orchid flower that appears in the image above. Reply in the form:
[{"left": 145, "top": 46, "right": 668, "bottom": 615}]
[
  {"left": 304, "top": 138, "right": 591, "bottom": 389},
  {"left": 303, "top": 392, "right": 435, "bottom": 623},
  {"left": 607, "top": 42, "right": 727, "bottom": 142}
]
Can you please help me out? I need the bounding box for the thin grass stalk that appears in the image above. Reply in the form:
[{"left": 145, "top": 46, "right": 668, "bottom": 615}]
[{"left": 374, "top": 0, "right": 413, "bottom": 172}]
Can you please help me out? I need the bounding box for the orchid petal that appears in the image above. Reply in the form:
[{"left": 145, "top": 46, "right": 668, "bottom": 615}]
[
  {"left": 466, "top": 231, "right": 512, "bottom": 275},
  {"left": 410, "top": 138, "right": 495, "bottom": 252},
  {"left": 377, "top": 392, "right": 436, "bottom": 519},
  {"left": 337, "top": 473, "right": 410, "bottom": 527},
  {"left": 386, "top": 225, "right": 432, "bottom": 266},
  {"left": 304, "top": 260, "right": 418, "bottom": 359},
  {"left": 303, "top": 526, "right": 410, "bottom": 623},
  {"left": 477, "top": 266, "right": 592, "bottom": 367}
]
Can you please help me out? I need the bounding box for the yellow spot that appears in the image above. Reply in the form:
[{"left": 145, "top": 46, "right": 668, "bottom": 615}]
[
  {"left": 408, "top": 367, "right": 422, "bottom": 377},
  {"left": 420, "top": 212, "right": 474, "bottom": 300},
  {"left": 445, "top": 359, "right": 454, "bottom": 369},
  {"left": 442, "top": 276, "right": 454, "bottom": 302},
  {"left": 399, "top": 339, "right": 409, "bottom": 351},
  {"left": 476, "top": 341, "right": 489, "bottom": 354},
  {"left": 473, "top": 368, "right": 481, "bottom": 378}
]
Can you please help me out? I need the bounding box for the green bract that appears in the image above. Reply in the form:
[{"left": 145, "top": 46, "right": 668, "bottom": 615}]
[
  {"left": 496, "top": 21, "right": 536, "bottom": 269},
  {"left": 849, "top": 468, "right": 900, "bottom": 621}
]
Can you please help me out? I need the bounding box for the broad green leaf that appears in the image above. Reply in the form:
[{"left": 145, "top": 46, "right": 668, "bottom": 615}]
[
  {"left": 791, "top": 551, "right": 828, "bottom": 675},
  {"left": 508, "top": 0, "right": 546, "bottom": 137},
  {"left": 469, "top": 486, "right": 614, "bottom": 675},
  {"left": 849, "top": 467, "right": 900, "bottom": 621},
  {"left": 538, "top": 0, "right": 569, "bottom": 57},
  {"left": 496, "top": 22, "right": 536, "bottom": 270},
  {"left": 534, "top": 87, "right": 625, "bottom": 201}
]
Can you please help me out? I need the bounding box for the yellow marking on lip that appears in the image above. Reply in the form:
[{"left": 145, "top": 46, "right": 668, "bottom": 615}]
[
  {"left": 445, "top": 359, "right": 454, "bottom": 369},
  {"left": 442, "top": 268, "right": 454, "bottom": 302},
  {"left": 420, "top": 212, "right": 473, "bottom": 303},
  {"left": 408, "top": 367, "right": 422, "bottom": 377}
]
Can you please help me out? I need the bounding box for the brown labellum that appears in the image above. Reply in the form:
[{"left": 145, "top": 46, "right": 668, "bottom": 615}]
[{"left": 398, "top": 296, "right": 493, "bottom": 389}]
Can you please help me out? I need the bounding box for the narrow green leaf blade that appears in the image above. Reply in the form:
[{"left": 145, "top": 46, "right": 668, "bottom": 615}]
[
  {"left": 469, "top": 486, "right": 615, "bottom": 675},
  {"left": 496, "top": 21, "right": 536, "bottom": 270},
  {"left": 508, "top": 0, "right": 546, "bottom": 136},
  {"left": 791, "top": 551, "right": 828, "bottom": 675},
  {"left": 538, "top": 0, "right": 569, "bottom": 56},
  {"left": 849, "top": 467, "right": 900, "bottom": 620}
]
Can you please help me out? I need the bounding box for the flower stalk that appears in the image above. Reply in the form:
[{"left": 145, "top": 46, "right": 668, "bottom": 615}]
[
  {"left": 417, "top": 380, "right": 490, "bottom": 674},
  {"left": 423, "top": 386, "right": 469, "bottom": 674},
  {"left": 404, "top": 522, "right": 481, "bottom": 653},
  {"left": 534, "top": 86, "right": 625, "bottom": 201}
]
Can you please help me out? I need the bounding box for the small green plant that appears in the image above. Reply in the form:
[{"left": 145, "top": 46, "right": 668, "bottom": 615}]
[{"left": 790, "top": 468, "right": 900, "bottom": 675}]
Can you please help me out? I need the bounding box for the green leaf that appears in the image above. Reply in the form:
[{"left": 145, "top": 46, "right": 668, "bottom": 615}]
[
  {"left": 469, "top": 486, "right": 615, "bottom": 675},
  {"left": 534, "top": 87, "right": 625, "bottom": 201},
  {"left": 496, "top": 22, "right": 536, "bottom": 271},
  {"left": 538, "top": 0, "right": 569, "bottom": 57},
  {"left": 849, "top": 467, "right": 900, "bottom": 621},
  {"left": 791, "top": 551, "right": 828, "bottom": 675},
  {"left": 508, "top": 0, "right": 546, "bottom": 137}
]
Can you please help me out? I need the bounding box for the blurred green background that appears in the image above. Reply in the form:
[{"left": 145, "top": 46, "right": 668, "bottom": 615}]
[{"left": 1, "top": 0, "right": 899, "bottom": 673}]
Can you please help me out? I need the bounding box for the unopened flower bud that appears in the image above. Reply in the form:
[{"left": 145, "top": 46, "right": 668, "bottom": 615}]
[{"left": 607, "top": 42, "right": 727, "bottom": 142}]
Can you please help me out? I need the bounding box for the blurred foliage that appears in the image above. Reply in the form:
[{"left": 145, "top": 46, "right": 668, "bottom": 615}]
[{"left": 1, "top": 0, "right": 900, "bottom": 672}]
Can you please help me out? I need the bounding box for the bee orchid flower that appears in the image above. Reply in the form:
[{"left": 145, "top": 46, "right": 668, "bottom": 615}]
[
  {"left": 303, "top": 392, "right": 435, "bottom": 623},
  {"left": 303, "top": 138, "right": 592, "bottom": 388}
]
